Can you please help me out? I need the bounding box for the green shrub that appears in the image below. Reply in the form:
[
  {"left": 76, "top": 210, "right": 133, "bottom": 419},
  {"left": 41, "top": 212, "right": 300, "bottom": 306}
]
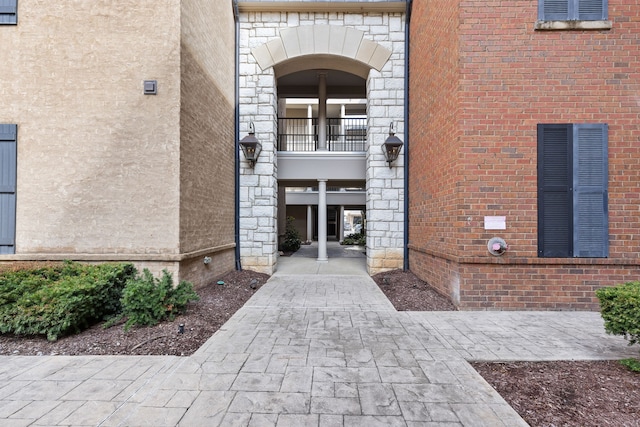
[
  {"left": 0, "top": 261, "right": 135, "bottom": 341},
  {"left": 281, "top": 216, "right": 302, "bottom": 252},
  {"left": 121, "top": 269, "right": 199, "bottom": 331},
  {"left": 341, "top": 233, "right": 365, "bottom": 246},
  {"left": 619, "top": 358, "right": 640, "bottom": 372},
  {"left": 596, "top": 281, "right": 640, "bottom": 346}
]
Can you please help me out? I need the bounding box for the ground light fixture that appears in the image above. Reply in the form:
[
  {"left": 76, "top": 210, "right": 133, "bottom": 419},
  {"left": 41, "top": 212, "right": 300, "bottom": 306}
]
[
  {"left": 239, "top": 122, "right": 262, "bottom": 167},
  {"left": 382, "top": 122, "right": 403, "bottom": 168}
]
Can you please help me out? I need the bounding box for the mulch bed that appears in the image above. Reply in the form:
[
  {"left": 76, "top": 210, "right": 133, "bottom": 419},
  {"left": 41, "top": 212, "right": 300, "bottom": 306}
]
[
  {"left": 371, "top": 269, "right": 457, "bottom": 311},
  {"left": 473, "top": 360, "right": 640, "bottom": 427},
  {"left": 0, "top": 269, "right": 269, "bottom": 356}
]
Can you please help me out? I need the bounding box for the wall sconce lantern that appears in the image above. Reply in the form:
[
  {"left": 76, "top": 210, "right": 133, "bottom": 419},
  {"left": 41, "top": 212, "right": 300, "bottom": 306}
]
[
  {"left": 239, "top": 122, "right": 262, "bottom": 167},
  {"left": 382, "top": 122, "right": 403, "bottom": 168}
]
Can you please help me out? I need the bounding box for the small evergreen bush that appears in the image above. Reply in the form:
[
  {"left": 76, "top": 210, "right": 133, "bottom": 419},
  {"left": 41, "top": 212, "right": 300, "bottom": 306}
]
[
  {"left": 596, "top": 281, "right": 640, "bottom": 346},
  {"left": 619, "top": 358, "right": 640, "bottom": 372},
  {"left": 0, "top": 261, "right": 135, "bottom": 341},
  {"left": 341, "top": 233, "right": 365, "bottom": 246},
  {"left": 281, "top": 216, "right": 302, "bottom": 252},
  {"left": 121, "top": 269, "right": 199, "bottom": 331}
]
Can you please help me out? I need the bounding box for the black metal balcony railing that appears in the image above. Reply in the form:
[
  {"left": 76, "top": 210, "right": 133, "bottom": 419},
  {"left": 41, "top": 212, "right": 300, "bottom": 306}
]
[{"left": 277, "top": 118, "right": 367, "bottom": 152}]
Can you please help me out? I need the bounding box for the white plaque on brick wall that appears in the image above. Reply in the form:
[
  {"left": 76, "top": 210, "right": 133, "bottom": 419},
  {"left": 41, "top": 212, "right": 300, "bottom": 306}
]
[{"left": 484, "top": 216, "right": 506, "bottom": 230}]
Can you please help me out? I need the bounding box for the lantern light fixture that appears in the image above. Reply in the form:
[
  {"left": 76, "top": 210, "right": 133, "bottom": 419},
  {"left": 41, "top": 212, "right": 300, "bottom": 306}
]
[
  {"left": 382, "top": 122, "right": 403, "bottom": 168},
  {"left": 239, "top": 122, "right": 262, "bottom": 167}
]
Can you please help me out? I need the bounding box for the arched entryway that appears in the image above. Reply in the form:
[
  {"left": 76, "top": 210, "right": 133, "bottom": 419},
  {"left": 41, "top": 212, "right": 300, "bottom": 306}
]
[
  {"left": 238, "top": 21, "right": 406, "bottom": 276},
  {"left": 276, "top": 67, "right": 367, "bottom": 262}
]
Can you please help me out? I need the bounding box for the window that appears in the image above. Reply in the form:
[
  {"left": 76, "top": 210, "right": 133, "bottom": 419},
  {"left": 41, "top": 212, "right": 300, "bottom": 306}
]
[
  {"left": 538, "top": 0, "right": 607, "bottom": 21},
  {"left": 0, "top": 0, "right": 17, "bottom": 25},
  {"left": 537, "top": 123, "right": 608, "bottom": 258},
  {"left": 0, "top": 124, "right": 17, "bottom": 254}
]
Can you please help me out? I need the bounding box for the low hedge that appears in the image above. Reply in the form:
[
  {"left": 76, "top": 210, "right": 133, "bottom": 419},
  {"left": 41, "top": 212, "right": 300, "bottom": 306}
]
[
  {"left": 0, "top": 261, "right": 136, "bottom": 341},
  {"left": 596, "top": 281, "right": 640, "bottom": 346},
  {"left": 341, "top": 233, "right": 365, "bottom": 246}
]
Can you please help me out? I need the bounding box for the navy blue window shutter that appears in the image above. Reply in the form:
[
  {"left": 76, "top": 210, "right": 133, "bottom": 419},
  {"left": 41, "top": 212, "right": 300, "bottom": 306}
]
[
  {"left": 539, "top": 0, "right": 570, "bottom": 20},
  {"left": 0, "top": 0, "right": 17, "bottom": 25},
  {"left": 539, "top": 0, "right": 606, "bottom": 21},
  {"left": 538, "top": 124, "right": 573, "bottom": 257},
  {"left": 572, "top": 124, "right": 608, "bottom": 257},
  {"left": 0, "top": 124, "right": 17, "bottom": 254},
  {"left": 578, "top": 0, "right": 607, "bottom": 20}
]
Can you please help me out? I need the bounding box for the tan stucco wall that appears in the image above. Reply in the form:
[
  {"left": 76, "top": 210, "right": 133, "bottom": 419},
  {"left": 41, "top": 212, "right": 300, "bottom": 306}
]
[
  {"left": 1, "top": 1, "right": 244, "bottom": 285},
  {"left": 1, "top": 1, "right": 182, "bottom": 257},
  {"left": 178, "top": 0, "right": 237, "bottom": 283}
]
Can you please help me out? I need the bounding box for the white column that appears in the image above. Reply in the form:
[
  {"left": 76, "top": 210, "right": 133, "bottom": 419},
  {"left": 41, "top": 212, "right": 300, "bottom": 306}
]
[
  {"left": 278, "top": 185, "right": 286, "bottom": 247},
  {"left": 340, "top": 104, "right": 346, "bottom": 150},
  {"left": 317, "top": 179, "right": 328, "bottom": 261},
  {"left": 278, "top": 98, "right": 287, "bottom": 151},
  {"left": 339, "top": 205, "right": 345, "bottom": 242},
  {"left": 307, "top": 104, "right": 313, "bottom": 150},
  {"left": 317, "top": 72, "right": 327, "bottom": 151},
  {"left": 306, "top": 204, "right": 313, "bottom": 243}
]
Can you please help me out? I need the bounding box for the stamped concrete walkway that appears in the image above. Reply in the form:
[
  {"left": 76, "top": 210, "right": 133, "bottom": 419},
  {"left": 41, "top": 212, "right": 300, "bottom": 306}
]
[{"left": 1, "top": 245, "right": 637, "bottom": 426}]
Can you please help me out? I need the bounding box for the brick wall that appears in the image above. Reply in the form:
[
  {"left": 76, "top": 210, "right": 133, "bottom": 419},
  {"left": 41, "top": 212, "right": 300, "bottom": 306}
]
[
  {"left": 458, "top": 262, "right": 640, "bottom": 311},
  {"left": 179, "top": 0, "right": 237, "bottom": 283},
  {"left": 409, "top": 1, "right": 640, "bottom": 309},
  {"left": 408, "top": 0, "right": 462, "bottom": 257}
]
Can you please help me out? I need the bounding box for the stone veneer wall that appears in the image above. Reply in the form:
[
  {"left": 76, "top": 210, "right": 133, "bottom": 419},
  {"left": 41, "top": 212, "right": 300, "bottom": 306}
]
[
  {"left": 365, "top": 11, "right": 406, "bottom": 274},
  {"left": 238, "top": 28, "right": 279, "bottom": 274},
  {"left": 238, "top": 10, "right": 406, "bottom": 275}
]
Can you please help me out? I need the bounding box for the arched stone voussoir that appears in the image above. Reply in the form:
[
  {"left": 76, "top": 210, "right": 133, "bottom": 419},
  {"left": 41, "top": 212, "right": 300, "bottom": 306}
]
[{"left": 251, "top": 24, "right": 392, "bottom": 72}]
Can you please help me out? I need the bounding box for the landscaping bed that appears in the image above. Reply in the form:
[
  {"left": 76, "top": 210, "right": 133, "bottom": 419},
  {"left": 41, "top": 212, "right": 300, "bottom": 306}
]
[
  {"left": 473, "top": 360, "right": 640, "bottom": 427},
  {"left": 0, "top": 268, "right": 269, "bottom": 356}
]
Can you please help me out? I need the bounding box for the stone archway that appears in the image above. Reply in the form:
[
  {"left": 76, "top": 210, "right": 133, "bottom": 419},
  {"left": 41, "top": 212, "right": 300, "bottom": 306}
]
[{"left": 251, "top": 25, "right": 392, "bottom": 75}]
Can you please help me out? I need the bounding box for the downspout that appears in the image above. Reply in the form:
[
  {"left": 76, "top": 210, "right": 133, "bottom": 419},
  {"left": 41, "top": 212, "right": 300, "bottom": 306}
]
[
  {"left": 233, "top": 0, "right": 242, "bottom": 271},
  {"left": 403, "top": 0, "right": 412, "bottom": 271}
]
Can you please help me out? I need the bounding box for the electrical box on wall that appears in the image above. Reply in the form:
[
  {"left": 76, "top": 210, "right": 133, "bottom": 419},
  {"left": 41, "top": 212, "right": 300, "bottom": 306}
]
[{"left": 143, "top": 80, "right": 157, "bottom": 95}]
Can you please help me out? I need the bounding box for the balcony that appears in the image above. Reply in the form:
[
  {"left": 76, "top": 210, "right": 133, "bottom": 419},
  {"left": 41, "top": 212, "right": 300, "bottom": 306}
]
[{"left": 277, "top": 117, "right": 367, "bottom": 152}]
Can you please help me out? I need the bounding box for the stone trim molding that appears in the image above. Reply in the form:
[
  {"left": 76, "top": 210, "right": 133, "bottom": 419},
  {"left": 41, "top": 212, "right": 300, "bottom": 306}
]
[
  {"left": 0, "top": 243, "right": 236, "bottom": 262},
  {"left": 251, "top": 25, "right": 392, "bottom": 72},
  {"left": 237, "top": 1, "right": 406, "bottom": 13},
  {"left": 534, "top": 20, "right": 612, "bottom": 31},
  {"left": 408, "top": 244, "right": 640, "bottom": 267}
]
